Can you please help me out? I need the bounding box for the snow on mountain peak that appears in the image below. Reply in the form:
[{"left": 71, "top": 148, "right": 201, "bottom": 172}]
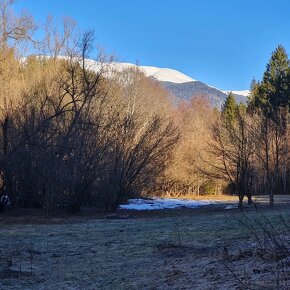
[
  {"left": 104, "top": 62, "right": 195, "bottom": 84},
  {"left": 221, "top": 90, "right": 250, "bottom": 97},
  {"left": 27, "top": 56, "right": 249, "bottom": 97},
  {"left": 139, "top": 65, "right": 195, "bottom": 83},
  {"left": 230, "top": 90, "right": 250, "bottom": 97}
]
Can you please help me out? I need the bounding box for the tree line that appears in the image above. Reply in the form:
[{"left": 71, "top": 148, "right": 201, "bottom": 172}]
[
  {"left": 0, "top": 0, "right": 179, "bottom": 215},
  {"left": 0, "top": 1, "right": 288, "bottom": 215},
  {"left": 209, "top": 46, "right": 290, "bottom": 208},
  {"left": 159, "top": 46, "right": 289, "bottom": 208}
]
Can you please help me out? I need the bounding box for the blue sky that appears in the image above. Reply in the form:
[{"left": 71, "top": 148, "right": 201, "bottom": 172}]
[{"left": 15, "top": 0, "right": 290, "bottom": 90}]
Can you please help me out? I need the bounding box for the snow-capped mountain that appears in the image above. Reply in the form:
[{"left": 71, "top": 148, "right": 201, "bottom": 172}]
[
  {"left": 160, "top": 80, "right": 249, "bottom": 107},
  {"left": 88, "top": 61, "right": 195, "bottom": 83},
  {"left": 93, "top": 61, "right": 249, "bottom": 107},
  {"left": 56, "top": 57, "right": 250, "bottom": 107}
]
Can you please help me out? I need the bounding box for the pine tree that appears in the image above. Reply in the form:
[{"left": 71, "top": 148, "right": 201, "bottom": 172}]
[
  {"left": 222, "top": 92, "right": 237, "bottom": 124},
  {"left": 263, "top": 45, "right": 289, "bottom": 113},
  {"left": 247, "top": 45, "right": 290, "bottom": 206},
  {"left": 249, "top": 45, "right": 290, "bottom": 115}
]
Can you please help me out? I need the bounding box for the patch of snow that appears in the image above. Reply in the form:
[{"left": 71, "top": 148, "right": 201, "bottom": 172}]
[
  {"left": 225, "top": 204, "right": 238, "bottom": 210},
  {"left": 205, "top": 85, "right": 250, "bottom": 97},
  {"left": 222, "top": 90, "right": 250, "bottom": 97},
  {"left": 231, "top": 90, "right": 250, "bottom": 97},
  {"left": 119, "top": 198, "right": 219, "bottom": 211},
  {"left": 139, "top": 66, "right": 195, "bottom": 83}
]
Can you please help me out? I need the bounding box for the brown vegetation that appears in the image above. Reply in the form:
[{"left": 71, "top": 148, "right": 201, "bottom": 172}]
[{"left": 0, "top": 1, "right": 288, "bottom": 216}]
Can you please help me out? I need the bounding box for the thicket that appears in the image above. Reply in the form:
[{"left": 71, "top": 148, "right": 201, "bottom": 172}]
[{"left": 0, "top": 1, "right": 179, "bottom": 215}]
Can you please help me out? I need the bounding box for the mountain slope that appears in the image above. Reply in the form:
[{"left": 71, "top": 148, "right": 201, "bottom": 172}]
[
  {"left": 101, "top": 62, "right": 249, "bottom": 107},
  {"left": 83, "top": 59, "right": 249, "bottom": 107},
  {"left": 160, "top": 81, "right": 249, "bottom": 107},
  {"left": 160, "top": 80, "right": 229, "bottom": 107}
]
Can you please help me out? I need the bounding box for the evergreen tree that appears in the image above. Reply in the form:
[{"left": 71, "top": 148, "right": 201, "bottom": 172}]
[
  {"left": 251, "top": 45, "right": 290, "bottom": 115},
  {"left": 247, "top": 45, "right": 290, "bottom": 206},
  {"left": 247, "top": 78, "right": 261, "bottom": 113},
  {"left": 263, "top": 45, "right": 289, "bottom": 110},
  {"left": 222, "top": 92, "right": 237, "bottom": 124}
]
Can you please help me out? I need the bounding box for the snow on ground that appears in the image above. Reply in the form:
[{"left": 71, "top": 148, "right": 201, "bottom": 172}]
[
  {"left": 225, "top": 204, "right": 238, "bottom": 210},
  {"left": 119, "top": 198, "right": 221, "bottom": 210}
]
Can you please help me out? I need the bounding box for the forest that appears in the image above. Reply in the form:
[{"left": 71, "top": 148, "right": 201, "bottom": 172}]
[{"left": 0, "top": 0, "right": 288, "bottom": 217}]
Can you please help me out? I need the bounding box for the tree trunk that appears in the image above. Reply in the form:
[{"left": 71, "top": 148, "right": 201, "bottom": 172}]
[
  {"left": 238, "top": 195, "right": 244, "bottom": 209},
  {"left": 269, "top": 192, "right": 274, "bottom": 207},
  {"left": 2, "top": 117, "right": 14, "bottom": 207},
  {"left": 247, "top": 194, "right": 252, "bottom": 205}
]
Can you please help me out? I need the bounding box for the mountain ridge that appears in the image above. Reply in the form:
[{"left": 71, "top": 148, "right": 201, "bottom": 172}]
[
  {"left": 30, "top": 56, "right": 249, "bottom": 107},
  {"left": 96, "top": 61, "right": 249, "bottom": 106}
]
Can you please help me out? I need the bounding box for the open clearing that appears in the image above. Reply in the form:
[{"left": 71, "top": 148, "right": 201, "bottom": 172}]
[{"left": 1, "top": 196, "right": 290, "bottom": 289}]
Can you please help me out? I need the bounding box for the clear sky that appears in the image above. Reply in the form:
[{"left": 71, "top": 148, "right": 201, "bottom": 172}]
[{"left": 14, "top": 0, "right": 290, "bottom": 90}]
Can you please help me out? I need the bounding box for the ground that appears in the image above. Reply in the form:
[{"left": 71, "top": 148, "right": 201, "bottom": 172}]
[{"left": 1, "top": 196, "right": 290, "bottom": 289}]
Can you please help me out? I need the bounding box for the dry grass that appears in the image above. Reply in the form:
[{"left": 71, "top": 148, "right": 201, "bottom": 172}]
[
  {"left": 1, "top": 199, "right": 290, "bottom": 289},
  {"left": 166, "top": 194, "right": 238, "bottom": 201}
]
